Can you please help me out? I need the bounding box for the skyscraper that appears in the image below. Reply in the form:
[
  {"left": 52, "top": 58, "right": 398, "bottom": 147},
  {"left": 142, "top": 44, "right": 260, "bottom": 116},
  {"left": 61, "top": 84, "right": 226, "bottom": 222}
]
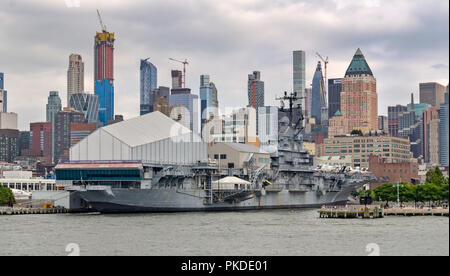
[
  {"left": 420, "top": 82, "right": 446, "bottom": 108},
  {"left": 439, "top": 90, "right": 449, "bottom": 166},
  {"left": 199, "top": 75, "right": 219, "bottom": 131},
  {"left": 67, "top": 54, "right": 84, "bottom": 106},
  {"left": 0, "top": 72, "right": 7, "bottom": 113},
  {"left": 46, "top": 91, "right": 62, "bottom": 122},
  {"left": 329, "top": 48, "right": 377, "bottom": 136},
  {"left": 94, "top": 26, "right": 115, "bottom": 126},
  {"left": 95, "top": 79, "right": 114, "bottom": 126},
  {"left": 69, "top": 92, "right": 100, "bottom": 124},
  {"left": 311, "top": 61, "right": 326, "bottom": 125},
  {"left": 388, "top": 105, "right": 408, "bottom": 137},
  {"left": 248, "top": 71, "right": 264, "bottom": 109},
  {"left": 293, "top": 50, "right": 306, "bottom": 112},
  {"left": 0, "top": 72, "right": 4, "bottom": 89},
  {"left": 54, "top": 108, "right": 85, "bottom": 163},
  {"left": 304, "top": 87, "right": 312, "bottom": 119},
  {"left": 171, "top": 70, "right": 183, "bottom": 89},
  {"left": 169, "top": 88, "right": 199, "bottom": 134},
  {"left": 328, "top": 78, "right": 342, "bottom": 118},
  {"left": 30, "top": 122, "right": 53, "bottom": 164},
  {"left": 140, "top": 59, "right": 157, "bottom": 115}
]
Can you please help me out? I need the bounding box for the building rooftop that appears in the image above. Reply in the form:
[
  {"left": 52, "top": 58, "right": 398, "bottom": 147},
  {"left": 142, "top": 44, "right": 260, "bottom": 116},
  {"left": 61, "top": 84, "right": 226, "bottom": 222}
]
[
  {"left": 101, "top": 111, "right": 192, "bottom": 147},
  {"left": 345, "top": 48, "right": 373, "bottom": 77}
]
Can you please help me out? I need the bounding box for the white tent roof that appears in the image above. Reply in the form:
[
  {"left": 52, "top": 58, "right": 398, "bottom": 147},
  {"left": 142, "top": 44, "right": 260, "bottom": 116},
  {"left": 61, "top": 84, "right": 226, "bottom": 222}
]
[
  {"left": 101, "top": 111, "right": 192, "bottom": 147},
  {"left": 212, "top": 176, "right": 251, "bottom": 185}
]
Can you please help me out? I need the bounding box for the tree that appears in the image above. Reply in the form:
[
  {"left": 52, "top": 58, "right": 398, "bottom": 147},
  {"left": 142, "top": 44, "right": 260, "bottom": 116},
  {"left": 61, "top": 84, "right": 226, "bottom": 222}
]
[
  {"left": 0, "top": 186, "right": 16, "bottom": 206},
  {"left": 425, "top": 166, "right": 446, "bottom": 186},
  {"left": 421, "top": 183, "right": 442, "bottom": 206},
  {"left": 373, "top": 183, "right": 396, "bottom": 204}
]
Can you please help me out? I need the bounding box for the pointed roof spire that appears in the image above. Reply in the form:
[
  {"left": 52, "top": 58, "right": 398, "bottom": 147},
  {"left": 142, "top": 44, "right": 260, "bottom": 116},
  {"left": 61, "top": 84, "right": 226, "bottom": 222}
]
[{"left": 345, "top": 48, "right": 373, "bottom": 77}]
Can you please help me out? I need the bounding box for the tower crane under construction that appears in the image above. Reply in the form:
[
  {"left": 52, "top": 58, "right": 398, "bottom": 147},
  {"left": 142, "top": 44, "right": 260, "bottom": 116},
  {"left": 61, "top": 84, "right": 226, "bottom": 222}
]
[
  {"left": 315, "top": 52, "right": 329, "bottom": 97},
  {"left": 169, "top": 58, "right": 189, "bottom": 88}
]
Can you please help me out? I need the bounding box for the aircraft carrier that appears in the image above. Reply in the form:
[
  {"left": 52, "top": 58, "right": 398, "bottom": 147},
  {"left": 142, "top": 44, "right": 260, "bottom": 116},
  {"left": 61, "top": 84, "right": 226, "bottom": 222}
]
[{"left": 58, "top": 93, "right": 375, "bottom": 213}]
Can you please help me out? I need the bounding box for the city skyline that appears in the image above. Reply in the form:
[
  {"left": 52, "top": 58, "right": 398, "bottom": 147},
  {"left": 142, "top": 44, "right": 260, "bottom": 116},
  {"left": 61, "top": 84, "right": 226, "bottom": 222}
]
[{"left": 0, "top": 0, "right": 448, "bottom": 130}]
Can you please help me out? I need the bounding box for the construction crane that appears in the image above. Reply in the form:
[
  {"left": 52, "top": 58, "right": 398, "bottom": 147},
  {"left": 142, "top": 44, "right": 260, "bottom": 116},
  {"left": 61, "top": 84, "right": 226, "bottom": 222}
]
[
  {"left": 169, "top": 58, "right": 189, "bottom": 88},
  {"left": 316, "top": 52, "right": 329, "bottom": 97},
  {"left": 97, "top": 9, "right": 107, "bottom": 32}
]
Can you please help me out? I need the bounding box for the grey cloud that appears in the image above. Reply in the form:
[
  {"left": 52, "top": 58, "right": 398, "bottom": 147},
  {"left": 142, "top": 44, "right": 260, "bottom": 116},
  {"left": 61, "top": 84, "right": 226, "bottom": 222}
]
[{"left": 0, "top": 0, "right": 448, "bottom": 129}]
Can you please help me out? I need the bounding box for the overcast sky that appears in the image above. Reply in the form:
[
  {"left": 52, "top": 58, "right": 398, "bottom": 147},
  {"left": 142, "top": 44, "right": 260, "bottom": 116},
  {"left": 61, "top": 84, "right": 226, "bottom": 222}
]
[{"left": 0, "top": 0, "right": 448, "bottom": 130}]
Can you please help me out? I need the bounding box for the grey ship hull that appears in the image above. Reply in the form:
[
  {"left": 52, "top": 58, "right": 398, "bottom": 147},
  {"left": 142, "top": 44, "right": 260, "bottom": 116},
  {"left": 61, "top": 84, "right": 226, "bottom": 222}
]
[{"left": 69, "top": 185, "right": 356, "bottom": 213}]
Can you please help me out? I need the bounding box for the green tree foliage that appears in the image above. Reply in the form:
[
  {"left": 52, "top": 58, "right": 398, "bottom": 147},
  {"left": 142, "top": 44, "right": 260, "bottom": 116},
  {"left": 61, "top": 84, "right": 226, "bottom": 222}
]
[
  {"left": 372, "top": 180, "right": 447, "bottom": 205},
  {"left": 0, "top": 186, "right": 16, "bottom": 206},
  {"left": 426, "top": 166, "right": 446, "bottom": 186}
]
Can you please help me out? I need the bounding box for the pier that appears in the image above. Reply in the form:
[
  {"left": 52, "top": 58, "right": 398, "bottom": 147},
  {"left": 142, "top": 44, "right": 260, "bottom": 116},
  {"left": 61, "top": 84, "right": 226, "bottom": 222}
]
[
  {"left": 319, "top": 207, "right": 384, "bottom": 219},
  {"left": 0, "top": 206, "right": 68, "bottom": 216},
  {"left": 318, "top": 206, "right": 449, "bottom": 219}
]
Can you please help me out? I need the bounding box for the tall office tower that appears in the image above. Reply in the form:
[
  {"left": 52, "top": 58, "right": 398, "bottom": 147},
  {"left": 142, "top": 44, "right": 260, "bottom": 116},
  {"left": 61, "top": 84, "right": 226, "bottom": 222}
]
[
  {"left": 46, "top": 91, "right": 62, "bottom": 122},
  {"left": 169, "top": 88, "right": 199, "bottom": 134},
  {"left": 398, "top": 94, "right": 428, "bottom": 159},
  {"left": 0, "top": 72, "right": 6, "bottom": 113},
  {"left": 311, "top": 62, "right": 326, "bottom": 125},
  {"left": 304, "top": 87, "right": 312, "bottom": 119},
  {"left": 328, "top": 78, "right": 342, "bottom": 118},
  {"left": 95, "top": 79, "right": 114, "bottom": 126},
  {"left": 293, "top": 51, "right": 306, "bottom": 113},
  {"left": 329, "top": 48, "right": 377, "bottom": 136},
  {"left": 378, "top": 115, "right": 388, "bottom": 134},
  {"left": 388, "top": 105, "right": 408, "bottom": 137},
  {"left": 420, "top": 82, "right": 446, "bottom": 108},
  {"left": 149, "top": 86, "right": 171, "bottom": 114},
  {"left": 94, "top": 27, "right": 115, "bottom": 126},
  {"left": 67, "top": 54, "right": 84, "bottom": 106},
  {"left": 69, "top": 92, "right": 100, "bottom": 124},
  {"left": 140, "top": 59, "right": 157, "bottom": 115},
  {"left": 200, "top": 75, "right": 219, "bottom": 131},
  {"left": 54, "top": 108, "right": 85, "bottom": 163},
  {"left": 18, "top": 131, "right": 31, "bottom": 157},
  {"left": 171, "top": 70, "right": 183, "bottom": 89},
  {"left": 423, "top": 106, "right": 440, "bottom": 164},
  {"left": 247, "top": 71, "right": 264, "bottom": 109},
  {"left": 30, "top": 122, "right": 53, "bottom": 165},
  {"left": 439, "top": 90, "right": 449, "bottom": 166},
  {"left": 258, "top": 106, "right": 279, "bottom": 153}
]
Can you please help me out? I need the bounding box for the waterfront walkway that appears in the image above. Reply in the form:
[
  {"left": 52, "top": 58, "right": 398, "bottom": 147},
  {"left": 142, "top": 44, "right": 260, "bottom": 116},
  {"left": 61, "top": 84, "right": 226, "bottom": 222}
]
[{"left": 318, "top": 206, "right": 449, "bottom": 219}]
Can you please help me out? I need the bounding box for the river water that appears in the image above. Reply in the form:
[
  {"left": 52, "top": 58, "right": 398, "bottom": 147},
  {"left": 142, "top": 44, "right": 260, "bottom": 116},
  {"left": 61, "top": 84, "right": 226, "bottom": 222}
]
[{"left": 0, "top": 209, "right": 448, "bottom": 256}]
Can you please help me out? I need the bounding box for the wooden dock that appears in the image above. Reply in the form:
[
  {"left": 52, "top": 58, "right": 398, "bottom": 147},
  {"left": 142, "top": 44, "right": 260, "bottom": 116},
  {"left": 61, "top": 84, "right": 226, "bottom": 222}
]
[
  {"left": 0, "top": 206, "right": 68, "bottom": 216},
  {"left": 384, "top": 208, "right": 449, "bottom": 217},
  {"left": 319, "top": 207, "right": 384, "bottom": 219},
  {"left": 318, "top": 207, "right": 449, "bottom": 219}
]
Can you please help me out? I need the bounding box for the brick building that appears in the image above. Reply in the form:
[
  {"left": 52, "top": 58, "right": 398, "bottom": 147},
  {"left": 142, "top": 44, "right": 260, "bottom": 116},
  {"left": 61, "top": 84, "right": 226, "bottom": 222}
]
[{"left": 368, "top": 154, "right": 419, "bottom": 189}]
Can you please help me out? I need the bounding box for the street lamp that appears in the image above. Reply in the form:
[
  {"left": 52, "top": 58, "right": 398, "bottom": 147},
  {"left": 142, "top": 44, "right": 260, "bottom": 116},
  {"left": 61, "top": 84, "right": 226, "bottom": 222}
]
[{"left": 393, "top": 183, "right": 403, "bottom": 208}]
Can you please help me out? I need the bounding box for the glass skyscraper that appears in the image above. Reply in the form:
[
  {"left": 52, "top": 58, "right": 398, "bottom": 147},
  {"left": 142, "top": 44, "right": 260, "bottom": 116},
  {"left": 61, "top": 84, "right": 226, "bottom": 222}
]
[
  {"left": 169, "top": 88, "right": 199, "bottom": 134},
  {"left": 328, "top": 78, "right": 342, "bottom": 118},
  {"left": 69, "top": 92, "right": 100, "bottom": 124},
  {"left": 140, "top": 59, "right": 157, "bottom": 115},
  {"left": 199, "top": 75, "right": 218, "bottom": 131},
  {"left": 95, "top": 79, "right": 114, "bottom": 126}
]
